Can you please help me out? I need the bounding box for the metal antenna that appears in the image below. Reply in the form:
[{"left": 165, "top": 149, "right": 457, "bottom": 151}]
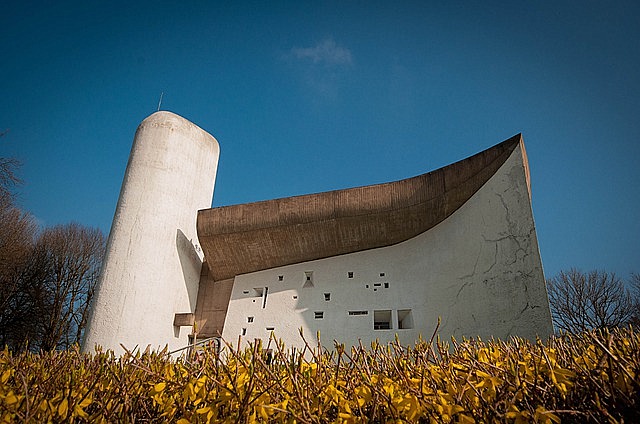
[{"left": 157, "top": 92, "right": 164, "bottom": 111}]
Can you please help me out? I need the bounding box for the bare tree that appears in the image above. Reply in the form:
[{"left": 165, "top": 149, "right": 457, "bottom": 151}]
[
  {"left": 34, "top": 223, "right": 105, "bottom": 350},
  {"left": 1, "top": 246, "right": 50, "bottom": 351},
  {"left": 0, "top": 150, "right": 106, "bottom": 351},
  {"left": 630, "top": 273, "right": 640, "bottom": 328},
  {"left": 547, "top": 269, "right": 635, "bottom": 333},
  {"left": 0, "top": 187, "right": 37, "bottom": 310},
  {"left": 0, "top": 152, "right": 39, "bottom": 350}
]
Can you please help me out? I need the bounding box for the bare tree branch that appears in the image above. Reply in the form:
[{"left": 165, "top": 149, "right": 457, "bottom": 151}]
[
  {"left": 547, "top": 269, "right": 635, "bottom": 333},
  {"left": 630, "top": 273, "right": 640, "bottom": 328},
  {"left": 34, "top": 223, "right": 105, "bottom": 350},
  {"left": 1, "top": 151, "right": 106, "bottom": 351}
]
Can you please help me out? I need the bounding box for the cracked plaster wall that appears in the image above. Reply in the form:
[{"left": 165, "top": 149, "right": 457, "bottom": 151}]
[{"left": 221, "top": 142, "right": 552, "bottom": 350}]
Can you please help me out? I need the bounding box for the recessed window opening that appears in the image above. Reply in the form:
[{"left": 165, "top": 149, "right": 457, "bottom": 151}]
[
  {"left": 398, "top": 309, "right": 414, "bottom": 329},
  {"left": 303, "top": 271, "right": 314, "bottom": 288},
  {"left": 278, "top": 275, "right": 284, "bottom": 281},
  {"left": 324, "top": 293, "right": 330, "bottom": 301},
  {"left": 314, "top": 311, "right": 324, "bottom": 319},
  {"left": 365, "top": 284, "right": 369, "bottom": 288},
  {"left": 242, "top": 328, "right": 247, "bottom": 336},
  {"left": 247, "top": 316, "right": 254, "bottom": 323},
  {"left": 293, "top": 295, "right": 298, "bottom": 299},
  {"left": 348, "top": 272, "right": 354, "bottom": 278},
  {"left": 348, "top": 310, "right": 368, "bottom": 316},
  {"left": 262, "top": 287, "right": 268, "bottom": 309},
  {"left": 266, "top": 327, "right": 275, "bottom": 331},
  {"left": 380, "top": 272, "right": 385, "bottom": 277},
  {"left": 374, "top": 283, "right": 381, "bottom": 287},
  {"left": 384, "top": 282, "right": 389, "bottom": 289},
  {"left": 374, "top": 310, "right": 392, "bottom": 330},
  {"left": 242, "top": 290, "right": 250, "bottom": 295}
]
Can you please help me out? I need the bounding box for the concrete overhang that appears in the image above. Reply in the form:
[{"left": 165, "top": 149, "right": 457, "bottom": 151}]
[{"left": 197, "top": 134, "right": 525, "bottom": 281}]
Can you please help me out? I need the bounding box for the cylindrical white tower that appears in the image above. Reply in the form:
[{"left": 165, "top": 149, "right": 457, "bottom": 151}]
[{"left": 83, "top": 111, "right": 220, "bottom": 354}]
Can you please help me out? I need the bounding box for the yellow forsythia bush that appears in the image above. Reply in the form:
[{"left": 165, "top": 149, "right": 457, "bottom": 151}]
[{"left": 1, "top": 327, "right": 639, "bottom": 423}]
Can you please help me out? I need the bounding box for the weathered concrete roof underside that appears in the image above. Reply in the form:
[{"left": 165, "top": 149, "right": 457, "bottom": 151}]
[{"left": 197, "top": 134, "right": 525, "bottom": 281}]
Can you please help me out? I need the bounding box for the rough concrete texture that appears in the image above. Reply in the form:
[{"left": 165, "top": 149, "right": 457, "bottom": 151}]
[
  {"left": 83, "top": 111, "right": 219, "bottom": 354},
  {"left": 218, "top": 141, "right": 552, "bottom": 350}
]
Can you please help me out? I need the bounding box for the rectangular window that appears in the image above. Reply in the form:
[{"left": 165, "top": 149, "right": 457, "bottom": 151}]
[
  {"left": 314, "top": 311, "right": 324, "bottom": 319},
  {"left": 398, "top": 309, "right": 414, "bottom": 329},
  {"left": 380, "top": 272, "right": 385, "bottom": 277},
  {"left": 278, "top": 275, "right": 284, "bottom": 281},
  {"left": 241, "top": 328, "right": 247, "bottom": 336},
  {"left": 266, "top": 327, "right": 275, "bottom": 331},
  {"left": 384, "top": 282, "right": 389, "bottom": 289},
  {"left": 324, "top": 293, "right": 330, "bottom": 301},
  {"left": 374, "top": 310, "right": 392, "bottom": 330},
  {"left": 247, "top": 316, "right": 254, "bottom": 323},
  {"left": 348, "top": 310, "right": 368, "bottom": 316},
  {"left": 242, "top": 290, "right": 250, "bottom": 295},
  {"left": 348, "top": 272, "right": 354, "bottom": 278},
  {"left": 373, "top": 283, "right": 381, "bottom": 287}
]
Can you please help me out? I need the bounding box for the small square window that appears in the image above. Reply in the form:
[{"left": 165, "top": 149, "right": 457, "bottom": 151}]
[
  {"left": 247, "top": 316, "right": 254, "bottom": 323},
  {"left": 278, "top": 275, "right": 283, "bottom": 281},
  {"left": 380, "top": 272, "right": 385, "bottom": 277},
  {"left": 384, "top": 282, "right": 389, "bottom": 289},
  {"left": 293, "top": 295, "right": 298, "bottom": 299},
  {"left": 398, "top": 309, "right": 414, "bottom": 329},
  {"left": 324, "top": 293, "right": 330, "bottom": 301},
  {"left": 241, "top": 328, "right": 247, "bottom": 336},
  {"left": 303, "top": 271, "right": 314, "bottom": 288},
  {"left": 348, "top": 272, "right": 354, "bottom": 278},
  {"left": 314, "top": 311, "right": 324, "bottom": 319},
  {"left": 374, "top": 310, "right": 392, "bottom": 330}
]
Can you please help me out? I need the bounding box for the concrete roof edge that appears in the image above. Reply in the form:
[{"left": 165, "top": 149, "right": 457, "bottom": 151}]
[{"left": 197, "top": 134, "right": 523, "bottom": 280}]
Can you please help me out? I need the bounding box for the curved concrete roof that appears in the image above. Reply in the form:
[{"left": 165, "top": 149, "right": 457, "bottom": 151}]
[{"left": 197, "top": 134, "right": 526, "bottom": 281}]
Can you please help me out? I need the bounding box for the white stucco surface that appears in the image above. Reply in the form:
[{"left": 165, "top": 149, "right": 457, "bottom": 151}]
[
  {"left": 221, "top": 143, "right": 552, "bottom": 350},
  {"left": 83, "top": 111, "right": 219, "bottom": 354}
]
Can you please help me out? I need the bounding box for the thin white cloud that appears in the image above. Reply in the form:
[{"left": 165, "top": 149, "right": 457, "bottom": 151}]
[{"left": 291, "top": 38, "right": 353, "bottom": 66}]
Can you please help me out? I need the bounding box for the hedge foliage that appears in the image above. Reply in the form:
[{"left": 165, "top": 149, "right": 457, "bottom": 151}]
[{"left": 1, "top": 328, "right": 639, "bottom": 423}]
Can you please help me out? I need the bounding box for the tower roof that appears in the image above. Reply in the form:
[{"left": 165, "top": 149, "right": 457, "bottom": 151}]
[{"left": 197, "top": 134, "right": 525, "bottom": 281}]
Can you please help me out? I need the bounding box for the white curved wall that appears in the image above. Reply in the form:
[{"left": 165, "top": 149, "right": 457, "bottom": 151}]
[
  {"left": 221, "top": 143, "right": 552, "bottom": 350},
  {"left": 83, "top": 111, "right": 219, "bottom": 354}
]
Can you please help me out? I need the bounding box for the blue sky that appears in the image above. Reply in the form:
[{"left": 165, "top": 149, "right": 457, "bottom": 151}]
[{"left": 1, "top": 1, "right": 639, "bottom": 278}]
